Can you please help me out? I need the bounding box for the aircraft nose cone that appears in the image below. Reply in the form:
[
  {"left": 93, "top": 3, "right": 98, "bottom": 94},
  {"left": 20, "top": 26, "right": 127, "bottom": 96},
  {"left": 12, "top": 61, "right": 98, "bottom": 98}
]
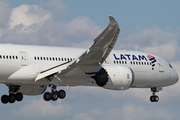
[{"left": 171, "top": 70, "right": 179, "bottom": 84}]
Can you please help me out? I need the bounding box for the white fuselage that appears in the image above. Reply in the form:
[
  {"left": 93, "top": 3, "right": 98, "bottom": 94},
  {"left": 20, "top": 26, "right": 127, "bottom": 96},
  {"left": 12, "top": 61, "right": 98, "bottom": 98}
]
[{"left": 0, "top": 44, "right": 178, "bottom": 89}]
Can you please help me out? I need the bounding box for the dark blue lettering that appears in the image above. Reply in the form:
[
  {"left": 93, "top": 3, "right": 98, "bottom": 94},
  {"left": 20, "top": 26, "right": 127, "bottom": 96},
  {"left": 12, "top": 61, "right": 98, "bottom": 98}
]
[
  {"left": 132, "top": 55, "right": 138, "bottom": 61},
  {"left": 121, "top": 54, "right": 127, "bottom": 60},
  {"left": 113, "top": 54, "right": 119, "bottom": 60},
  {"left": 138, "top": 55, "right": 147, "bottom": 61},
  {"left": 125, "top": 54, "right": 131, "bottom": 60}
]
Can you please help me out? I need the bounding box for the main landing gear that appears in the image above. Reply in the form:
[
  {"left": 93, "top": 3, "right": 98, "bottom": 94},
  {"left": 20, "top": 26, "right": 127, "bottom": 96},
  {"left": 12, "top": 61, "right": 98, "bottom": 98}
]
[
  {"left": 1, "top": 85, "right": 23, "bottom": 104},
  {"left": 43, "top": 85, "right": 66, "bottom": 101},
  {"left": 150, "top": 87, "right": 162, "bottom": 102}
]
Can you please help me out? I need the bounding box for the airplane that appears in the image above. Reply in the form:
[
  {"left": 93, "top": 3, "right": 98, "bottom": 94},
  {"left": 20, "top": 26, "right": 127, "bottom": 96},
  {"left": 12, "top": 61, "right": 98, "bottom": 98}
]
[{"left": 0, "top": 16, "right": 178, "bottom": 104}]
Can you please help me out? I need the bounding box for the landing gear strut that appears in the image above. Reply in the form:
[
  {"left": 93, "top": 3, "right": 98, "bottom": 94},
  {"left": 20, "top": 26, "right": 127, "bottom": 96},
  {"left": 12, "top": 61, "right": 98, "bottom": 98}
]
[
  {"left": 150, "top": 87, "right": 162, "bottom": 102},
  {"left": 43, "top": 85, "right": 66, "bottom": 101},
  {"left": 1, "top": 85, "right": 23, "bottom": 104}
]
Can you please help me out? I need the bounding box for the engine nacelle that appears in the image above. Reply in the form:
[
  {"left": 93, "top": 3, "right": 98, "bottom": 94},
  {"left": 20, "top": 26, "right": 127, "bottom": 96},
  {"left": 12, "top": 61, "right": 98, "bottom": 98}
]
[
  {"left": 103, "top": 65, "right": 134, "bottom": 90},
  {"left": 18, "top": 85, "right": 47, "bottom": 95}
]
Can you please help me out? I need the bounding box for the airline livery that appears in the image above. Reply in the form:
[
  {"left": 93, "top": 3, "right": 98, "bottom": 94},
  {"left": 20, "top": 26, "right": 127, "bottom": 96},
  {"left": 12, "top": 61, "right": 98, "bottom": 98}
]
[{"left": 0, "top": 16, "right": 178, "bottom": 104}]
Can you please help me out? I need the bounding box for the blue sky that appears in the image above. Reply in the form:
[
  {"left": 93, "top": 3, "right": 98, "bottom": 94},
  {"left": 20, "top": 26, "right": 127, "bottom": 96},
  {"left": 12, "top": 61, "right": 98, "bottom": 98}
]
[{"left": 0, "top": 0, "right": 180, "bottom": 120}]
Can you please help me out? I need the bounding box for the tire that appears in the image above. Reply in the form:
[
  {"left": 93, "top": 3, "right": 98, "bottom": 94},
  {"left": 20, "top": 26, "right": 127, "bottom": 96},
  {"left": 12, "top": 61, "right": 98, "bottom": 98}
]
[
  {"left": 150, "top": 96, "right": 154, "bottom": 102},
  {"left": 58, "top": 90, "right": 66, "bottom": 99},
  {"left": 1, "top": 95, "right": 9, "bottom": 104},
  {"left": 154, "top": 96, "right": 159, "bottom": 102},
  {"left": 15, "top": 92, "right": 23, "bottom": 101},
  {"left": 43, "top": 92, "right": 51, "bottom": 101},
  {"left": 9, "top": 94, "right": 16, "bottom": 103},
  {"left": 51, "top": 92, "right": 58, "bottom": 101}
]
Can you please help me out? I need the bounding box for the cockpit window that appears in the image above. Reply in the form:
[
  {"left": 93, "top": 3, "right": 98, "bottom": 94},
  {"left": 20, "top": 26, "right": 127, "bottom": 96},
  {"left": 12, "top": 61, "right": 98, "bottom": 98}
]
[{"left": 169, "top": 64, "right": 173, "bottom": 68}]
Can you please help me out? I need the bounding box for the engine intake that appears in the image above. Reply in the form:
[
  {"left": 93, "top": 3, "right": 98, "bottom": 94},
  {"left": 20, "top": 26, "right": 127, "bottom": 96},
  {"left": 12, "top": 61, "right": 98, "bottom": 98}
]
[{"left": 91, "top": 68, "right": 108, "bottom": 87}]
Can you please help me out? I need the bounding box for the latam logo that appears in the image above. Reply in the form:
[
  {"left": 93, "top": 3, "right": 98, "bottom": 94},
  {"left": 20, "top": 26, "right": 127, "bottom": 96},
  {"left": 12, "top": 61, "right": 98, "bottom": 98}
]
[
  {"left": 113, "top": 54, "right": 156, "bottom": 70},
  {"left": 147, "top": 54, "right": 156, "bottom": 70}
]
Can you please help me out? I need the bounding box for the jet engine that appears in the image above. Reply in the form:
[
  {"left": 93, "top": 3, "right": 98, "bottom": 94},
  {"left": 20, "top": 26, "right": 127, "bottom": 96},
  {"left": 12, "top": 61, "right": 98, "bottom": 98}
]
[
  {"left": 92, "top": 65, "right": 134, "bottom": 90},
  {"left": 18, "top": 85, "right": 47, "bottom": 95}
]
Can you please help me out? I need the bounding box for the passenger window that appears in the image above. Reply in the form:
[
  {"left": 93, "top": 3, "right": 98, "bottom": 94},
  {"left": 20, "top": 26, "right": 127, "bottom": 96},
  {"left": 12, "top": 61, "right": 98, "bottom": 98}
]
[
  {"left": 34, "top": 57, "right": 36, "bottom": 60},
  {"left": 147, "top": 62, "right": 149, "bottom": 65},
  {"left": 144, "top": 62, "right": 146, "bottom": 65},
  {"left": 119, "top": 61, "right": 121, "bottom": 64},
  {"left": 9, "top": 56, "right": 11, "bottom": 59},
  {"left": 136, "top": 62, "right": 138, "bottom": 65},
  {"left": 13, "top": 56, "right": 15, "bottom": 59},
  {"left": 3, "top": 56, "right": 5, "bottom": 59},
  {"left": 44, "top": 57, "right": 45, "bottom": 60},
  {"left": 142, "top": 62, "right": 143, "bottom": 65},
  {"left": 133, "top": 61, "right": 135, "bottom": 64},
  {"left": 62, "top": 58, "right": 64, "bottom": 61},
  {"left": 37, "top": 57, "right": 39, "bottom": 60},
  {"left": 130, "top": 61, "right": 132, "bottom": 64},
  {"left": 125, "top": 61, "right": 127, "bottom": 64},
  {"left": 46, "top": 57, "right": 48, "bottom": 60},
  {"left": 0, "top": 55, "right": 1, "bottom": 59},
  {"left": 116, "top": 61, "right": 118, "bottom": 64},
  {"left": 59, "top": 58, "right": 61, "bottom": 61},
  {"left": 122, "top": 61, "right": 124, "bottom": 64},
  {"left": 50, "top": 57, "right": 52, "bottom": 61},
  {"left": 139, "top": 62, "right": 141, "bottom": 65},
  {"left": 56, "top": 58, "right": 57, "bottom": 61},
  {"left": 64, "top": 58, "right": 66, "bottom": 61},
  {"left": 6, "top": 56, "right": 8, "bottom": 59},
  {"left": 16, "top": 56, "right": 18, "bottom": 59},
  {"left": 40, "top": 57, "right": 42, "bottom": 60}
]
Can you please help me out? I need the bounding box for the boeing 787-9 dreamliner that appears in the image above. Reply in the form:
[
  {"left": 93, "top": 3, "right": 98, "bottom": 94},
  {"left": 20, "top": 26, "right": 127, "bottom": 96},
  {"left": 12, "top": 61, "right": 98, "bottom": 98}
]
[{"left": 0, "top": 16, "right": 178, "bottom": 104}]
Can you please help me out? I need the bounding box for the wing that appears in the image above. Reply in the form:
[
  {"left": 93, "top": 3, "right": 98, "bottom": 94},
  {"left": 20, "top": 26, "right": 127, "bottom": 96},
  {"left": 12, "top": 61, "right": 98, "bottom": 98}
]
[{"left": 35, "top": 16, "right": 120, "bottom": 85}]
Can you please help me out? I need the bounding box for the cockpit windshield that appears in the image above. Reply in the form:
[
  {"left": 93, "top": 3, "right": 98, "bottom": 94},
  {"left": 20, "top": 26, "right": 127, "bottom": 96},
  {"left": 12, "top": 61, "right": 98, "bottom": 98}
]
[{"left": 169, "top": 64, "right": 173, "bottom": 68}]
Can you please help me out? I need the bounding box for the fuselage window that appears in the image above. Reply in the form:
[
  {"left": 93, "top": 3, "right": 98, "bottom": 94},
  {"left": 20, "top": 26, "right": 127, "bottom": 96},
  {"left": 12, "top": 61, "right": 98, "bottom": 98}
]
[
  {"left": 46, "top": 57, "right": 48, "bottom": 60},
  {"left": 55, "top": 58, "right": 57, "bottom": 61},
  {"left": 142, "top": 62, "right": 143, "bottom": 65},
  {"left": 70, "top": 58, "right": 72, "bottom": 61},
  {"left": 122, "top": 61, "right": 124, "bottom": 64},
  {"left": 133, "top": 61, "right": 135, "bottom": 64},
  {"left": 62, "top": 58, "right": 64, "bottom": 61},
  {"left": 139, "top": 62, "right": 141, "bottom": 65},
  {"left": 144, "top": 62, "right": 146, "bottom": 65},
  {"left": 116, "top": 61, "right": 118, "bottom": 64},
  {"left": 16, "top": 56, "right": 18, "bottom": 59},
  {"left": 9, "top": 56, "right": 11, "bottom": 59},
  {"left": 119, "top": 61, "right": 121, "bottom": 64},
  {"left": 0, "top": 55, "right": 1, "bottom": 59},
  {"left": 147, "top": 62, "right": 149, "bottom": 65},
  {"left": 130, "top": 61, "right": 132, "bottom": 64},
  {"left": 37, "top": 57, "right": 39, "bottom": 60},
  {"left": 64, "top": 58, "right": 66, "bottom": 61},
  {"left": 114, "top": 61, "right": 115, "bottom": 64},
  {"left": 43, "top": 57, "right": 45, "bottom": 60},
  {"left": 67, "top": 58, "right": 70, "bottom": 61},
  {"left": 50, "top": 57, "right": 52, "bottom": 61},
  {"left": 6, "top": 56, "right": 8, "bottom": 59},
  {"left": 34, "top": 57, "right": 36, "bottom": 60},
  {"left": 40, "top": 57, "right": 42, "bottom": 60},
  {"left": 52, "top": 57, "right": 54, "bottom": 61},
  {"left": 13, "top": 56, "right": 15, "bottom": 59},
  {"left": 136, "top": 62, "right": 138, "bottom": 65},
  {"left": 125, "top": 61, "right": 127, "bottom": 64},
  {"left": 150, "top": 62, "right": 152, "bottom": 65},
  {"left": 3, "top": 56, "right": 5, "bottom": 59},
  {"left": 59, "top": 58, "right": 61, "bottom": 61}
]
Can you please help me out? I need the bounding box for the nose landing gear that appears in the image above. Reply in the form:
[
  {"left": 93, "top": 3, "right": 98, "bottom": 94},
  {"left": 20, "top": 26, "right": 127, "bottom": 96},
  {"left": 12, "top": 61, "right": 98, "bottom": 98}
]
[{"left": 150, "top": 87, "right": 162, "bottom": 102}]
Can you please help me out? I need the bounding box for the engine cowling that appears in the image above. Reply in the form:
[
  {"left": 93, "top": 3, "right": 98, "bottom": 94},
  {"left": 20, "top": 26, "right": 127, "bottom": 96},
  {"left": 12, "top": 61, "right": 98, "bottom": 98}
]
[
  {"left": 18, "top": 85, "right": 47, "bottom": 95},
  {"left": 103, "top": 65, "right": 134, "bottom": 90}
]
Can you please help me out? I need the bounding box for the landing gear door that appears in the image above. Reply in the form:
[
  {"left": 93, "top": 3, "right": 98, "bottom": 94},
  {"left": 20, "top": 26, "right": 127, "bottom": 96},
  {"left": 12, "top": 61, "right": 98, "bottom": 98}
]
[{"left": 20, "top": 52, "right": 28, "bottom": 66}]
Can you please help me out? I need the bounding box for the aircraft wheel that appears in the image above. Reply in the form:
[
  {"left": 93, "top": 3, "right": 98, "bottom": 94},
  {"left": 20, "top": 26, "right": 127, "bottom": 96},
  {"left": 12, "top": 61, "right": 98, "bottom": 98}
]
[
  {"left": 9, "top": 94, "right": 16, "bottom": 103},
  {"left": 154, "top": 95, "right": 159, "bottom": 102},
  {"left": 150, "top": 96, "right": 154, "bottom": 102},
  {"left": 1, "top": 95, "right": 9, "bottom": 104},
  {"left": 51, "top": 92, "right": 58, "bottom": 101},
  {"left": 58, "top": 90, "right": 66, "bottom": 99},
  {"left": 15, "top": 92, "right": 23, "bottom": 101},
  {"left": 43, "top": 92, "right": 51, "bottom": 101}
]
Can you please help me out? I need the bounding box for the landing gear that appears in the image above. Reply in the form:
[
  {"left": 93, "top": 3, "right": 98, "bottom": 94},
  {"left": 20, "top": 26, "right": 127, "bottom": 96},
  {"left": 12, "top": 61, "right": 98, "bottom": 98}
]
[
  {"left": 1, "top": 85, "right": 23, "bottom": 104},
  {"left": 43, "top": 85, "right": 66, "bottom": 101},
  {"left": 150, "top": 87, "right": 162, "bottom": 102}
]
